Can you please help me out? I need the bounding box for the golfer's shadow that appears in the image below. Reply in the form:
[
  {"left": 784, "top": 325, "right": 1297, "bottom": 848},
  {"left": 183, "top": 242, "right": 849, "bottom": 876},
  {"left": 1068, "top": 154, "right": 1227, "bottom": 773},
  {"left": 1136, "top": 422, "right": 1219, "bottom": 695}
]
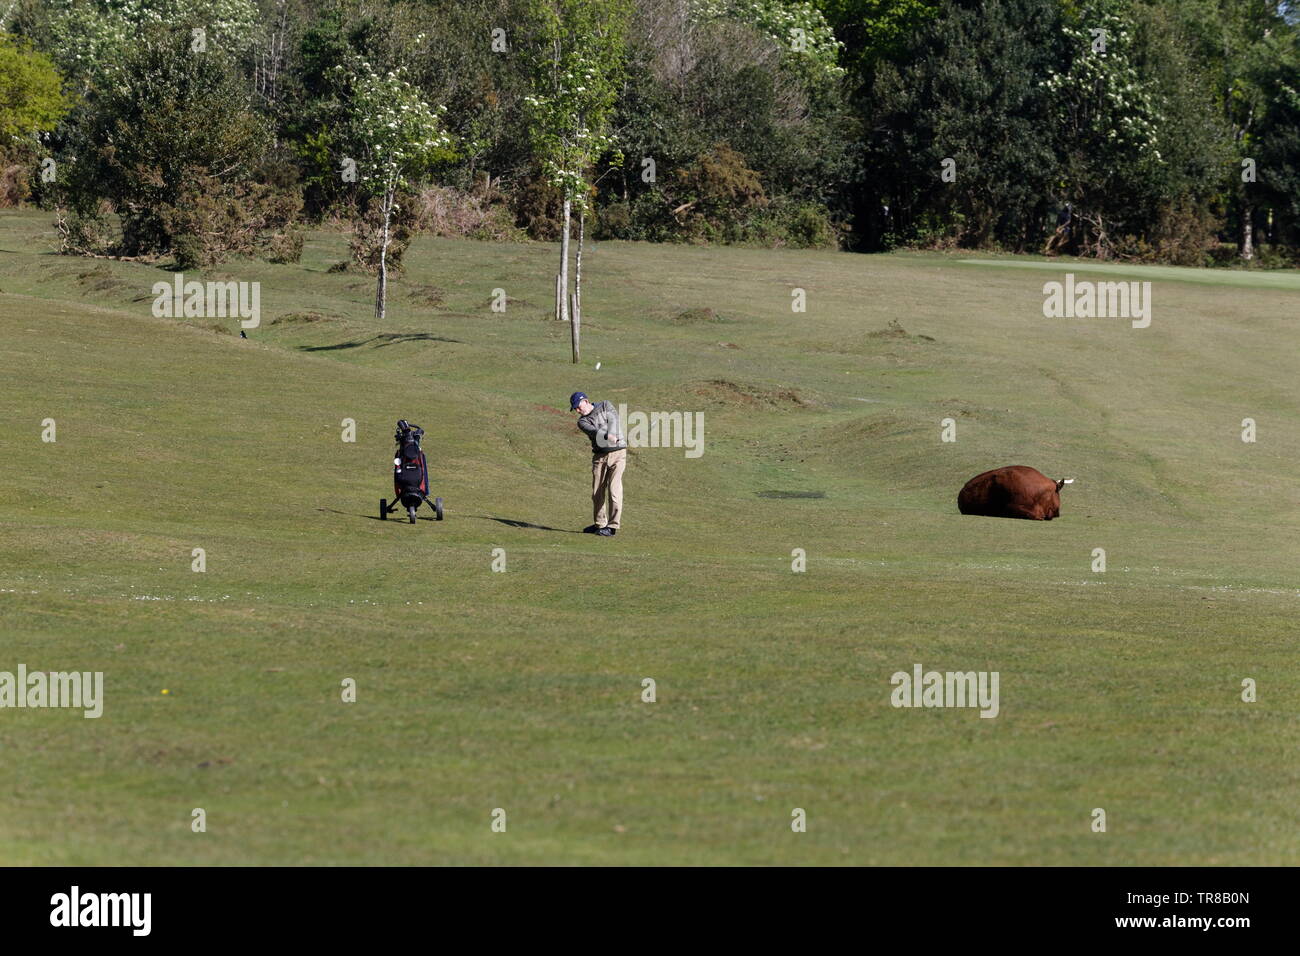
[{"left": 474, "top": 515, "right": 579, "bottom": 533}]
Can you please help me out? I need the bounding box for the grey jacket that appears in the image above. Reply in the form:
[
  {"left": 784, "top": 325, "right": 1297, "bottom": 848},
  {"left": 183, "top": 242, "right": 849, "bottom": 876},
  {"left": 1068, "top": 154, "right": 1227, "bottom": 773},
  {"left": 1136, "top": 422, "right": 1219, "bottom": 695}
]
[{"left": 577, "top": 400, "right": 628, "bottom": 455}]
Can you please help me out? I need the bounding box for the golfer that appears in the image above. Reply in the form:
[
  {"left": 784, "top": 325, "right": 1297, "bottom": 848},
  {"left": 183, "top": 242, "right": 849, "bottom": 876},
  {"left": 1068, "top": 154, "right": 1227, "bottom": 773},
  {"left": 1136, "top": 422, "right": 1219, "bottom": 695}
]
[{"left": 570, "top": 391, "right": 626, "bottom": 536}]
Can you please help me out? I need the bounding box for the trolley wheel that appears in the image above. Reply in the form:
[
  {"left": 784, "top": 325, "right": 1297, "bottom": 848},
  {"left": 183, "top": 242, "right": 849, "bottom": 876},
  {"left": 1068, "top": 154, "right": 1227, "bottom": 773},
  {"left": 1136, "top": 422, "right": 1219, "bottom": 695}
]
[
  {"left": 380, "top": 498, "right": 388, "bottom": 521},
  {"left": 407, "top": 505, "right": 418, "bottom": 524},
  {"left": 434, "top": 497, "right": 444, "bottom": 521}
]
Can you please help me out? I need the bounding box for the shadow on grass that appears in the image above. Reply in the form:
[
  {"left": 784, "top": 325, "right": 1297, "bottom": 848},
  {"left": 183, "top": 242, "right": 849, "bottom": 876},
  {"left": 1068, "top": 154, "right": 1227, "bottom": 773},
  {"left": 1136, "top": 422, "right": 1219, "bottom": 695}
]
[
  {"left": 473, "top": 515, "right": 580, "bottom": 533},
  {"left": 299, "top": 332, "right": 463, "bottom": 352},
  {"left": 316, "top": 508, "right": 578, "bottom": 532},
  {"left": 317, "top": 507, "right": 437, "bottom": 522}
]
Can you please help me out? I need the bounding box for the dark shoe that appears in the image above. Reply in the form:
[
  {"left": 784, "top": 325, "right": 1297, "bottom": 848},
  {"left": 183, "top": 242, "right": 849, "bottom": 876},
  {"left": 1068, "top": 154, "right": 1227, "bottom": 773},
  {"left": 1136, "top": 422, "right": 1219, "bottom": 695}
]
[
  {"left": 596, "top": 527, "right": 615, "bottom": 536},
  {"left": 607, "top": 528, "right": 617, "bottom": 535},
  {"left": 583, "top": 525, "right": 600, "bottom": 534}
]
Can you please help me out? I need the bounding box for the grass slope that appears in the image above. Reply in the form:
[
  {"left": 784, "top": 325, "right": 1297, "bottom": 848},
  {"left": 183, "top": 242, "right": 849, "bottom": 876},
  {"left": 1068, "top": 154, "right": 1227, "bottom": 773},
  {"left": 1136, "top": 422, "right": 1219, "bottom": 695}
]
[{"left": 1, "top": 209, "right": 1297, "bottom": 865}]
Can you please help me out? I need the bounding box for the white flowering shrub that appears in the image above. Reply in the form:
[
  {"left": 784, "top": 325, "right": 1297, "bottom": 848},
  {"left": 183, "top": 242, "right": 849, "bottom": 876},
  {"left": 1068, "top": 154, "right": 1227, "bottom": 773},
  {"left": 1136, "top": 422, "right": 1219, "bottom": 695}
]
[
  {"left": 339, "top": 62, "right": 452, "bottom": 199},
  {"left": 523, "top": 3, "right": 625, "bottom": 213},
  {"left": 46, "top": 0, "right": 260, "bottom": 88},
  {"left": 693, "top": 0, "right": 845, "bottom": 81},
  {"left": 335, "top": 61, "right": 451, "bottom": 317},
  {"left": 523, "top": 63, "right": 619, "bottom": 207},
  {"left": 1043, "top": 3, "right": 1161, "bottom": 161}
]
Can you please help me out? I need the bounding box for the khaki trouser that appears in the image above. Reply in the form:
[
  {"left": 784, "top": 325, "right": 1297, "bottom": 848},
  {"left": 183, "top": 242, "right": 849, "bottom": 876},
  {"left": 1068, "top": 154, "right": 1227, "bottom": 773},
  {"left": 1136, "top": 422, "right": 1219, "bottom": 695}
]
[
  {"left": 1044, "top": 224, "right": 1070, "bottom": 256},
  {"left": 591, "top": 448, "right": 626, "bottom": 529}
]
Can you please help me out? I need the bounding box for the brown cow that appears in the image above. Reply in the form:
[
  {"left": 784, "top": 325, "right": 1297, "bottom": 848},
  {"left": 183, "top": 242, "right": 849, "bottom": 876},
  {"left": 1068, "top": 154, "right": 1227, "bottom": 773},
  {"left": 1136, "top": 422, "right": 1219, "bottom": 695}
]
[{"left": 958, "top": 466, "right": 1074, "bottom": 520}]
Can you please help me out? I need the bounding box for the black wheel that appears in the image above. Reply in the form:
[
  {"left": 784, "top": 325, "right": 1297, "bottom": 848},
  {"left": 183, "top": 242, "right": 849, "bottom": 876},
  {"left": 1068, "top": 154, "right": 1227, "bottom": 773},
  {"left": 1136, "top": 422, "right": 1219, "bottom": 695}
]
[
  {"left": 434, "top": 497, "right": 444, "bottom": 521},
  {"left": 407, "top": 505, "right": 417, "bottom": 524},
  {"left": 380, "top": 498, "right": 387, "bottom": 521}
]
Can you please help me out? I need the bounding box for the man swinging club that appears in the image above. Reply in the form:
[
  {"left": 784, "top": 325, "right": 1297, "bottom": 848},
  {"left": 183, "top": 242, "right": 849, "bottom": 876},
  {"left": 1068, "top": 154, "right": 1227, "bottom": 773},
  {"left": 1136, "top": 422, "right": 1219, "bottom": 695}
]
[{"left": 570, "top": 391, "right": 626, "bottom": 537}]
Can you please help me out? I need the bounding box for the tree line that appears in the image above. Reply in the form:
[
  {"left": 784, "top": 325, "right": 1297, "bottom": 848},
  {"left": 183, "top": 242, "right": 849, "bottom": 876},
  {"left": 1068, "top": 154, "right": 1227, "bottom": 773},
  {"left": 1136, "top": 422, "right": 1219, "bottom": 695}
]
[{"left": 1, "top": 1, "right": 1297, "bottom": 301}]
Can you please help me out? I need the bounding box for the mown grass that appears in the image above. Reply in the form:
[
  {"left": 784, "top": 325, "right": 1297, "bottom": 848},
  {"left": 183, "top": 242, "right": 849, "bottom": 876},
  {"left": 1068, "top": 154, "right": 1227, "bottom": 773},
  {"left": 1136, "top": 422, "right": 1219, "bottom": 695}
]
[{"left": 0, "top": 209, "right": 1296, "bottom": 865}]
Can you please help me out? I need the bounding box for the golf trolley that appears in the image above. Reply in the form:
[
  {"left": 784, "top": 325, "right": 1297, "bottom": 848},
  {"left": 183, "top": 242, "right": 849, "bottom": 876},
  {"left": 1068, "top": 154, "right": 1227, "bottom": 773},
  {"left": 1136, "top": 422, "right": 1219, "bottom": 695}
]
[{"left": 381, "top": 420, "right": 444, "bottom": 524}]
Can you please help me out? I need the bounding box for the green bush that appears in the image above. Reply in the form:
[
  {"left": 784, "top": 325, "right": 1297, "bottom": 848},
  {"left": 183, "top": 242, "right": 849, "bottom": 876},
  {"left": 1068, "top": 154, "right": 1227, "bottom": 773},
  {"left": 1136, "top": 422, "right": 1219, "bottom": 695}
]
[
  {"left": 266, "top": 230, "right": 305, "bottom": 265},
  {"left": 158, "top": 169, "right": 302, "bottom": 268},
  {"left": 764, "top": 201, "right": 839, "bottom": 249},
  {"left": 0, "top": 145, "right": 31, "bottom": 207},
  {"left": 60, "top": 28, "right": 271, "bottom": 259},
  {"left": 56, "top": 204, "right": 119, "bottom": 257},
  {"left": 348, "top": 195, "right": 415, "bottom": 276},
  {"left": 595, "top": 201, "right": 632, "bottom": 240},
  {"left": 170, "top": 233, "right": 204, "bottom": 271},
  {"left": 513, "top": 174, "right": 564, "bottom": 241}
]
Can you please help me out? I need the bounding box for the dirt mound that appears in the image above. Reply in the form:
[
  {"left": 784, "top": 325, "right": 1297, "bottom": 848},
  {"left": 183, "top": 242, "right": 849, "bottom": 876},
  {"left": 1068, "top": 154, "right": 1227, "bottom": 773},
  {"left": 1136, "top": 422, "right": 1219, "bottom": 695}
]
[
  {"left": 270, "top": 311, "right": 334, "bottom": 325},
  {"left": 479, "top": 294, "right": 532, "bottom": 311},
  {"left": 407, "top": 285, "right": 446, "bottom": 307},
  {"left": 671, "top": 307, "right": 727, "bottom": 324},
  {"left": 844, "top": 414, "right": 909, "bottom": 439},
  {"left": 867, "top": 319, "right": 935, "bottom": 342},
  {"left": 76, "top": 265, "right": 132, "bottom": 296},
  {"left": 689, "top": 379, "right": 808, "bottom": 408}
]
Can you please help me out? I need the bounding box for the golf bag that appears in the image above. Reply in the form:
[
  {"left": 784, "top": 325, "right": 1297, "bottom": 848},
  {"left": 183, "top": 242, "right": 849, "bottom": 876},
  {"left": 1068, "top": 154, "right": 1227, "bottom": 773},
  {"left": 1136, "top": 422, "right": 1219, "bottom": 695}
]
[{"left": 380, "top": 420, "right": 444, "bottom": 524}]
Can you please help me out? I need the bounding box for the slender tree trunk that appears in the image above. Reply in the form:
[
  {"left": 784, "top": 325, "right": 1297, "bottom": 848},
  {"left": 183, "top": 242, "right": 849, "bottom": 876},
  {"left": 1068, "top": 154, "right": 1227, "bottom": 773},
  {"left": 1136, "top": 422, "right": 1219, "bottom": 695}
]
[
  {"left": 376, "top": 187, "right": 393, "bottom": 320},
  {"left": 558, "top": 199, "right": 570, "bottom": 324},
  {"left": 560, "top": 198, "right": 578, "bottom": 363},
  {"left": 1234, "top": 106, "right": 1255, "bottom": 260},
  {"left": 574, "top": 207, "right": 584, "bottom": 343},
  {"left": 570, "top": 207, "right": 583, "bottom": 363}
]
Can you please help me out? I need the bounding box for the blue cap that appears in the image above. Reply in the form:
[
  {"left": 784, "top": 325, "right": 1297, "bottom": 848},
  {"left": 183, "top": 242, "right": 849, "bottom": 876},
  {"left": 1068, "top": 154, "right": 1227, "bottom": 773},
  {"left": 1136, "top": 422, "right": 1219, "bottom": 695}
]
[{"left": 569, "top": 391, "right": 588, "bottom": 410}]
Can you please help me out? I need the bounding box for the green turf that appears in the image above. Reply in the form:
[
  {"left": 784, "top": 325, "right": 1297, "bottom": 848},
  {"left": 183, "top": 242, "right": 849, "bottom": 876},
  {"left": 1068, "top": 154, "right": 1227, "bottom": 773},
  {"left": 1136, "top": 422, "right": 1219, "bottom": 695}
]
[
  {"left": 958, "top": 256, "right": 1300, "bottom": 290},
  {"left": 1, "top": 208, "right": 1296, "bottom": 865}
]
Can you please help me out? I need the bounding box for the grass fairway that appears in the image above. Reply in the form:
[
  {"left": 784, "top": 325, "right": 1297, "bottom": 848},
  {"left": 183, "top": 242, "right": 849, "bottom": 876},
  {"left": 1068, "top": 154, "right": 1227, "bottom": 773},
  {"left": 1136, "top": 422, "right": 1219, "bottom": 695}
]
[{"left": 1, "top": 207, "right": 1296, "bottom": 866}]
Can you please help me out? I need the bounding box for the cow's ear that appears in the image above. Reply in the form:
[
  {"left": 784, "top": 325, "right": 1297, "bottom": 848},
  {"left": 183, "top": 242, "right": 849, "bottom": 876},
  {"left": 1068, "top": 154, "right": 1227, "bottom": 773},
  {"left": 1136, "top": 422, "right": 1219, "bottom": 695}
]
[{"left": 1055, "top": 479, "right": 1065, "bottom": 491}]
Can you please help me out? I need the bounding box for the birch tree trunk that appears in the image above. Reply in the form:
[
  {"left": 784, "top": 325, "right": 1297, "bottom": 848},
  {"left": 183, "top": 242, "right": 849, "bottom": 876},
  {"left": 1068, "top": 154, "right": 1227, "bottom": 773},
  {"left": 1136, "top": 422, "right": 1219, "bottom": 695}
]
[
  {"left": 1235, "top": 107, "right": 1255, "bottom": 260},
  {"left": 560, "top": 197, "right": 580, "bottom": 362},
  {"left": 569, "top": 208, "right": 583, "bottom": 364},
  {"left": 574, "top": 207, "right": 585, "bottom": 354},
  {"left": 376, "top": 186, "right": 393, "bottom": 319},
  {"left": 559, "top": 198, "right": 571, "bottom": 325}
]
